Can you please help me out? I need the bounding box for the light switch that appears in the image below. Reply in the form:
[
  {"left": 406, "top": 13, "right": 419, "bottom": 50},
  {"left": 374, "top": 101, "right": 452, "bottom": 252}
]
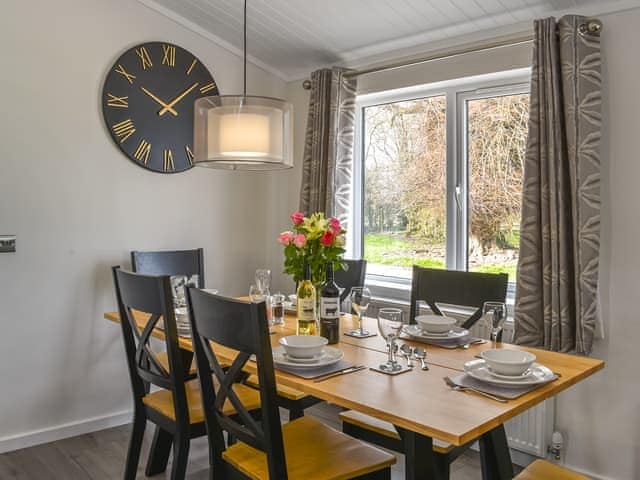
[{"left": 0, "top": 235, "right": 16, "bottom": 253}]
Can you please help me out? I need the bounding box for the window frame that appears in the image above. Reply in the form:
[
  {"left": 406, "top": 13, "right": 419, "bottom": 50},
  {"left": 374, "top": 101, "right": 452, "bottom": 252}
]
[{"left": 351, "top": 68, "right": 531, "bottom": 300}]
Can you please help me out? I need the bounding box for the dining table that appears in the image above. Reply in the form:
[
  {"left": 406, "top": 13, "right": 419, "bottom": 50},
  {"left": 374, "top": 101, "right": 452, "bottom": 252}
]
[{"left": 104, "top": 305, "right": 603, "bottom": 480}]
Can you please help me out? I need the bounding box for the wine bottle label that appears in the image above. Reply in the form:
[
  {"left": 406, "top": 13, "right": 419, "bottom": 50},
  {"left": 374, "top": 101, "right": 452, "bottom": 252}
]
[
  {"left": 297, "top": 298, "right": 316, "bottom": 321},
  {"left": 320, "top": 297, "right": 340, "bottom": 319}
]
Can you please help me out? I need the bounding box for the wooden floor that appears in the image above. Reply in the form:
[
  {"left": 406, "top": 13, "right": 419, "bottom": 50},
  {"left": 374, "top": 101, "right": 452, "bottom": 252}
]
[{"left": 0, "top": 402, "right": 498, "bottom": 479}]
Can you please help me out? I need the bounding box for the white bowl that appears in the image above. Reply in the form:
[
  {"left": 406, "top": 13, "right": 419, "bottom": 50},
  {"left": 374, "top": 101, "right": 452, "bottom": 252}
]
[
  {"left": 288, "top": 294, "right": 297, "bottom": 306},
  {"left": 480, "top": 349, "right": 537, "bottom": 376},
  {"left": 279, "top": 335, "right": 327, "bottom": 359},
  {"left": 415, "top": 315, "right": 457, "bottom": 333}
]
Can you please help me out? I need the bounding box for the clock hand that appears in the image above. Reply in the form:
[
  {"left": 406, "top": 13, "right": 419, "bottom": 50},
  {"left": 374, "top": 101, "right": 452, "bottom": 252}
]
[
  {"left": 140, "top": 87, "right": 178, "bottom": 116},
  {"left": 158, "top": 82, "right": 199, "bottom": 116}
]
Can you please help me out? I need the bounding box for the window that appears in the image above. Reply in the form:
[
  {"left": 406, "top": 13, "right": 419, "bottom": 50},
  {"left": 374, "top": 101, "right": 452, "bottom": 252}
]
[{"left": 351, "top": 70, "right": 530, "bottom": 288}]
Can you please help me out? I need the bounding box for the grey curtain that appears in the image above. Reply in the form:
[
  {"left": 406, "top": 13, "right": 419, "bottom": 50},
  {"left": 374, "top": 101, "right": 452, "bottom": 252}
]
[
  {"left": 299, "top": 68, "right": 357, "bottom": 228},
  {"left": 514, "top": 16, "right": 601, "bottom": 355}
]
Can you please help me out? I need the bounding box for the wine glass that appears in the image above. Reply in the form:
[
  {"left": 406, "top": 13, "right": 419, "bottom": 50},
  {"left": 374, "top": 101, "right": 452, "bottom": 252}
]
[
  {"left": 249, "top": 284, "right": 268, "bottom": 303},
  {"left": 483, "top": 301, "right": 507, "bottom": 346},
  {"left": 377, "top": 308, "right": 404, "bottom": 372},
  {"left": 348, "top": 286, "right": 373, "bottom": 337},
  {"left": 255, "top": 269, "right": 271, "bottom": 292}
]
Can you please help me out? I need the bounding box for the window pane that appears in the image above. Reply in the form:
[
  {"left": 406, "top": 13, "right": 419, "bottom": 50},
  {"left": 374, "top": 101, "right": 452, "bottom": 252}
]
[
  {"left": 363, "top": 96, "right": 447, "bottom": 278},
  {"left": 467, "top": 94, "right": 529, "bottom": 282}
]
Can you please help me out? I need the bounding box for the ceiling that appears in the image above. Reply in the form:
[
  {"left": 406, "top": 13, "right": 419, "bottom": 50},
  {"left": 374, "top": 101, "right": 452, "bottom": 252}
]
[{"left": 139, "top": 0, "right": 640, "bottom": 81}]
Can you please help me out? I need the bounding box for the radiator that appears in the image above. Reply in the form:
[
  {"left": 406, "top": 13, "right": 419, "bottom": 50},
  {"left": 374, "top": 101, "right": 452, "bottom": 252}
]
[{"left": 370, "top": 297, "right": 554, "bottom": 458}]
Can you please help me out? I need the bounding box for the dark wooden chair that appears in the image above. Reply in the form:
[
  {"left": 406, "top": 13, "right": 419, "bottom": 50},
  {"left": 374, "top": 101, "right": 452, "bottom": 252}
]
[
  {"left": 112, "top": 267, "right": 260, "bottom": 480},
  {"left": 341, "top": 266, "right": 509, "bottom": 479},
  {"left": 186, "top": 289, "right": 396, "bottom": 480},
  {"left": 131, "top": 248, "right": 205, "bottom": 288},
  {"left": 409, "top": 266, "right": 508, "bottom": 331},
  {"left": 335, "top": 259, "right": 367, "bottom": 303}
]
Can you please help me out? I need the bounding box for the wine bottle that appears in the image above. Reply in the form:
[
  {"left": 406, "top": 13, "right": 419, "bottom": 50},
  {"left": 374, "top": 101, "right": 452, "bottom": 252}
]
[
  {"left": 320, "top": 262, "right": 340, "bottom": 344},
  {"left": 297, "top": 262, "right": 317, "bottom": 335}
]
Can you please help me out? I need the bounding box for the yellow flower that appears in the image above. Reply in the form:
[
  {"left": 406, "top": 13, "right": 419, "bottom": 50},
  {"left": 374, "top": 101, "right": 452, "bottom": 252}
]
[{"left": 302, "top": 212, "right": 329, "bottom": 240}]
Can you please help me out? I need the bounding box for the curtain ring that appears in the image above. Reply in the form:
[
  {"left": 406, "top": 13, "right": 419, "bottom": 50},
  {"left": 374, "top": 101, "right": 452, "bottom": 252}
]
[{"left": 579, "top": 18, "right": 602, "bottom": 36}]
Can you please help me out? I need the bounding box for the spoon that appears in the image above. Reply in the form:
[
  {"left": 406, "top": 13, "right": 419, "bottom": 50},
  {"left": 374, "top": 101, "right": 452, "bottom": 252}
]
[
  {"left": 400, "top": 344, "right": 414, "bottom": 368},
  {"left": 413, "top": 347, "right": 429, "bottom": 370}
]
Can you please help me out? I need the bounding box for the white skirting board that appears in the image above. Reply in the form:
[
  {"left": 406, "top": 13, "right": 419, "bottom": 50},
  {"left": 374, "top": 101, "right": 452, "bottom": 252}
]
[{"left": 0, "top": 410, "right": 132, "bottom": 454}]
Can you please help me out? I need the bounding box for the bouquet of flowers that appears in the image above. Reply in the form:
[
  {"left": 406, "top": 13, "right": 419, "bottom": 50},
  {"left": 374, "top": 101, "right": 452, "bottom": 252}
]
[{"left": 279, "top": 211, "right": 346, "bottom": 286}]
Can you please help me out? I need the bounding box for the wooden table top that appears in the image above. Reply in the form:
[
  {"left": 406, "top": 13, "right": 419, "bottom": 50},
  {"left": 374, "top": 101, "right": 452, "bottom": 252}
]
[{"left": 104, "top": 309, "right": 603, "bottom": 446}]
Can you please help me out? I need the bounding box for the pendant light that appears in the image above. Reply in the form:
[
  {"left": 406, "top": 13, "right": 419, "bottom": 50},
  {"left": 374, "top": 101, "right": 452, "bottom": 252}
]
[{"left": 193, "top": 0, "right": 293, "bottom": 170}]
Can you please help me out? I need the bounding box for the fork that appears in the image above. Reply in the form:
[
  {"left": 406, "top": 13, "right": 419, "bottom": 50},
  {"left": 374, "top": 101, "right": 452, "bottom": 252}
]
[{"left": 443, "top": 376, "right": 508, "bottom": 403}]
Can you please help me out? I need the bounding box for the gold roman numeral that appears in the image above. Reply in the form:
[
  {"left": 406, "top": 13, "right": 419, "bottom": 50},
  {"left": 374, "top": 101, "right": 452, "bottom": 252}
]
[
  {"left": 106, "top": 93, "right": 128, "bottom": 108},
  {"left": 185, "top": 145, "right": 194, "bottom": 165},
  {"left": 115, "top": 64, "right": 136, "bottom": 84},
  {"left": 163, "top": 149, "right": 175, "bottom": 171},
  {"left": 135, "top": 46, "right": 153, "bottom": 70},
  {"left": 112, "top": 119, "right": 136, "bottom": 143},
  {"left": 133, "top": 139, "right": 151, "bottom": 164},
  {"left": 186, "top": 59, "right": 197, "bottom": 75},
  {"left": 161, "top": 44, "right": 175, "bottom": 67},
  {"left": 199, "top": 82, "right": 216, "bottom": 94}
]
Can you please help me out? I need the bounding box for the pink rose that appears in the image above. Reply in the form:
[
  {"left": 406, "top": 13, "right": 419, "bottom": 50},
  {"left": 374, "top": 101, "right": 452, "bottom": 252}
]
[
  {"left": 278, "top": 231, "right": 294, "bottom": 245},
  {"left": 290, "top": 212, "right": 305, "bottom": 225},
  {"left": 293, "top": 234, "right": 307, "bottom": 248},
  {"left": 329, "top": 217, "right": 341, "bottom": 235},
  {"left": 320, "top": 231, "right": 335, "bottom": 246}
]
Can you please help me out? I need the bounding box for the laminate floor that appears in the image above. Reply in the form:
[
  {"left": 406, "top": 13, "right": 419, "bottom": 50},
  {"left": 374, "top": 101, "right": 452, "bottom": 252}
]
[{"left": 0, "top": 402, "right": 505, "bottom": 479}]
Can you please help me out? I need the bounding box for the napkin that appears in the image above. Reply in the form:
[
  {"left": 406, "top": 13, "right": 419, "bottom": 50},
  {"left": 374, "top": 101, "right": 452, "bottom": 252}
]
[{"left": 448, "top": 372, "right": 559, "bottom": 400}]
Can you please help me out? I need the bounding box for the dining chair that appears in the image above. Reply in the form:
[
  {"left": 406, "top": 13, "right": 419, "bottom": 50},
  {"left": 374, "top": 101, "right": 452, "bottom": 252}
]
[
  {"left": 131, "top": 248, "right": 205, "bottom": 288},
  {"left": 111, "top": 267, "right": 260, "bottom": 480},
  {"left": 186, "top": 288, "right": 396, "bottom": 480},
  {"left": 335, "top": 259, "right": 367, "bottom": 303},
  {"left": 340, "top": 266, "right": 509, "bottom": 479},
  {"left": 409, "top": 266, "right": 508, "bottom": 331}
]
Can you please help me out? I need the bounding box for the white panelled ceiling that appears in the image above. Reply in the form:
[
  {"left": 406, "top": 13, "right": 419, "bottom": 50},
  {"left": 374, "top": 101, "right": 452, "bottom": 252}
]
[{"left": 139, "top": 0, "right": 640, "bottom": 80}]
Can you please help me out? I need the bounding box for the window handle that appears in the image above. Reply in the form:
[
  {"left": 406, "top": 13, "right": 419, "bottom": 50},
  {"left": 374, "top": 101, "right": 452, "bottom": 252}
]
[{"left": 455, "top": 185, "right": 463, "bottom": 213}]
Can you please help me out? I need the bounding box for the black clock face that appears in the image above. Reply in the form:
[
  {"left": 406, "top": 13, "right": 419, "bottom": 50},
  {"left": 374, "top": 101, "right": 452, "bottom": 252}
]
[{"left": 102, "top": 42, "right": 218, "bottom": 173}]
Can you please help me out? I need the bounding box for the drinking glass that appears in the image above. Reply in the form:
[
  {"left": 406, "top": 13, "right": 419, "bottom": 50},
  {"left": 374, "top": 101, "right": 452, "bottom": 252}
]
[
  {"left": 249, "top": 284, "right": 268, "bottom": 303},
  {"left": 255, "top": 269, "right": 271, "bottom": 292},
  {"left": 377, "top": 308, "right": 404, "bottom": 372},
  {"left": 170, "top": 275, "right": 188, "bottom": 308},
  {"left": 348, "top": 286, "right": 372, "bottom": 337},
  {"left": 483, "top": 301, "right": 507, "bottom": 346}
]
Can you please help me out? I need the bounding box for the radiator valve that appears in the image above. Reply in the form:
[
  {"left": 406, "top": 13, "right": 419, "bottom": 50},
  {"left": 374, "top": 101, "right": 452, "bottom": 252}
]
[{"left": 548, "top": 431, "right": 563, "bottom": 460}]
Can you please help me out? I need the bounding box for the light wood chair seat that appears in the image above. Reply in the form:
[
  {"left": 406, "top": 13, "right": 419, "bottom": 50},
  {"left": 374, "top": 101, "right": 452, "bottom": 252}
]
[
  {"left": 142, "top": 379, "right": 261, "bottom": 425},
  {"left": 156, "top": 351, "right": 197, "bottom": 375},
  {"left": 340, "top": 410, "right": 454, "bottom": 454},
  {"left": 244, "top": 374, "right": 307, "bottom": 401},
  {"left": 222, "top": 416, "right": 396, "bottom": 480},
  {"left": 515, "top": 460, "right": 589, "bottom": 480}
]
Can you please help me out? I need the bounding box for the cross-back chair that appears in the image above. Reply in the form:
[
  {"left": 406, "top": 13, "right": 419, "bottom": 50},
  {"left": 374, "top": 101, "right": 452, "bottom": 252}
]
[
  {"left": 131, "top": 248, "right": 205, "bottom": 288},
  {"left": 409, "top": 266, "right": 508, "bottom": 331},
  {"left": 186, "top": 289, "right": 396, "bottom": 480},
  {"left": 112, "top": 267, "right": 260, "bottom": 480},
  {"left": 335, "top": 259, "right": 367, "bottom": 303},
  {"left": 341, "top": 265, "right": 509, "bottom": 479}
]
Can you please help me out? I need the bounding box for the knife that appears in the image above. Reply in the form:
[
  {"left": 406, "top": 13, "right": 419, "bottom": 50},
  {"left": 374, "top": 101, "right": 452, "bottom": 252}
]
[{"left": 313, "top": 365, "right": 367, "bottom": 383}]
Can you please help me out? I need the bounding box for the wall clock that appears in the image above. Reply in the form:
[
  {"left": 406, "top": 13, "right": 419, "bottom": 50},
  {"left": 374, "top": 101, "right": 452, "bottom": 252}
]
[{"left": 102, "top": 42, "right": 218, "bottom": 173}]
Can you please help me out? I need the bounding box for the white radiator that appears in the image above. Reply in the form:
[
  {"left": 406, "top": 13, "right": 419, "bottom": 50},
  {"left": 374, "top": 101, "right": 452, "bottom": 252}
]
[{"left": 371, "top": 297, "right": 554, "bottom": 458}]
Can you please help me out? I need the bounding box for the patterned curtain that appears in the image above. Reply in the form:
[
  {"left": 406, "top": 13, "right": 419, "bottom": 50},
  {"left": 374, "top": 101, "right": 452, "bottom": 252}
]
[
  {"left": 299, "top": 68, "right": 357, "bottom": 228},
  {"left": 514, "top": 16, "right": 601, "bottom": 355}
]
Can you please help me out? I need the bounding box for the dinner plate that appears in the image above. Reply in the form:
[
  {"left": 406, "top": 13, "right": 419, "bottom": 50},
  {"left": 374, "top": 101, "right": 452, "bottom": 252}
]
[
  {"left": 464, "top": 359, "right": 555, "bottom": 387},
  {"left": 272, "top": 346, "right": 343, "bottom": 368},
  {"left": 403, "top": 324, "right": 470, "bottom": 340}
]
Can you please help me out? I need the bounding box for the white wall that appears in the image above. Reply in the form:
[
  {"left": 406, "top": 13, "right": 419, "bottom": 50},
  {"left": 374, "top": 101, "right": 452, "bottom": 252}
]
[
  {"left": 280, "top": 9, "right": 640, "bottom": 480},
  {"left": 0, "top": 0, "right": 285, "bottom": 450}
]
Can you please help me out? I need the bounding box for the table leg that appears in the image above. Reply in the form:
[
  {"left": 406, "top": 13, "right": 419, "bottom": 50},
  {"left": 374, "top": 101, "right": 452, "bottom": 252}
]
[
  {"left": 479, "top": 424, "right": 514, "bottom": 480},
  {"left": 398, "top": 428, "right": 443, "bottom": 480}
]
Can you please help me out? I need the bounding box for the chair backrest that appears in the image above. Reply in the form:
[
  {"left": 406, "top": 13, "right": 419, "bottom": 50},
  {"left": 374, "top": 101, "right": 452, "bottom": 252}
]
[
  {"left": 409, "top": 266, "right": 508, "bottom": 329},
  {"left": 111, "top": 266, "right": 190, "bottom": 424},
  {"left": 131, "top": 248, "right": 205, "bottom": 288},
  {"left": 335, "top": 259, "right": 367, "bottom": 302},
  {"left": 186, "top": 289, "right": 287, "bottom": 479}
]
